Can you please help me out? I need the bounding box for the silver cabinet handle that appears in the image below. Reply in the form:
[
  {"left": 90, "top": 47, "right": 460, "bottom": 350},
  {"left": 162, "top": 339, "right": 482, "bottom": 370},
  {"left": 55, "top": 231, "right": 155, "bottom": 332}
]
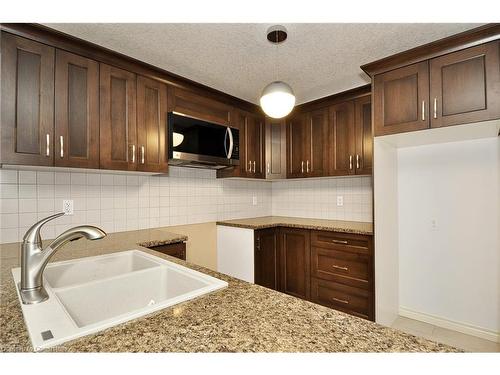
[
  {"left": 433, "top": 98, "right": 438, "bottom": 119},
  {"left": 252, "top": 161, "right": 256, "bottom": 173},
  {"left": 248, "top": 160, "right": 252, "bottom": 172},
  {"left": 332, "top": 264, "right": 349, "bottom": 271},
  {"left": 356, "top": 154, "right": 360, "bottom": 169},
  {"left": 131, "top": 144, "right": 136, "bottom": 163},
  {"left": 59, "top": 136, "right": 64, "bottom": 158},
  {"left": 332, "top": 297, "right": 349, "bottom": 305},
  {"left": 45, "top": 134, "right": 50, "bottom": 157},
  {"left": 349, "top": 155, "right": 353, "bottom": 170},
  {"left": 141, "top": 146, "right": 145, "bottom": 164},
  {"left": 267, "top": 162, "right": 270, "bottom": 174},
  {"left": 422, "top": 100, "right": 426, "bottom": 121},
  {"left": 332, "top": 239, "right": 348, "bottom": 244},
  {"left": 306, "top": 160, "right": 310, "bottom": 173},
  {"left": 301, "top": 161, "right": 304, "bottom": 173}
]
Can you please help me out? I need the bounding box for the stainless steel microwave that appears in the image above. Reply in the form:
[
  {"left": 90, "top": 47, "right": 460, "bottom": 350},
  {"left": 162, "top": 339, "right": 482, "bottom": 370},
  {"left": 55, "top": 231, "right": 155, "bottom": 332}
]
[{"left": 167, "top": 112, "right": 239, "bottom": 169}]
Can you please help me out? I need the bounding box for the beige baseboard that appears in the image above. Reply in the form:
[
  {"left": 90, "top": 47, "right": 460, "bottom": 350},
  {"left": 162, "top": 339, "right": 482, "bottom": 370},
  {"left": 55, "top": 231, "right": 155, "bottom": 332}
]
[{"left": 399, "top": 307, "right": 499, "bottom": 343}]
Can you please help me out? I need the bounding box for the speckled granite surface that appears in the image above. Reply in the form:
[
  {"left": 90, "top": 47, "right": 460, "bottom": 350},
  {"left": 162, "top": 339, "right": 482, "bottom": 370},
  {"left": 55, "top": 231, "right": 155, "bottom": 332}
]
[
  {"left": 216, "top": 216, "right": 373, "bottom": 235},
  {"left": 0, "top": 227, "right": 458, "bottom": 352}
]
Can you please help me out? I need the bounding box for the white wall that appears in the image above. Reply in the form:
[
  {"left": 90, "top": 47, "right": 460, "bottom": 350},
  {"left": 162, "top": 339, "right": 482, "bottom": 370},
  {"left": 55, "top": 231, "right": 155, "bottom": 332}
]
[
  {"left": 373, "top": 139, "right": 400, "bottom": 326},
  {"left": 398, "top": 138, "right": 499, "bottom": 334},
  {"left": 272, "top": 176, "right": 372, "bottom": 222}
]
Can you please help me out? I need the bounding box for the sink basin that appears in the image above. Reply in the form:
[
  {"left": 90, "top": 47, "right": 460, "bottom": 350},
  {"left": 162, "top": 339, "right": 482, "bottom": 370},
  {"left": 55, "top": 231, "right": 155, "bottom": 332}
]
[{"left": 12, "top": 250, "right": 228, "bottom": 351}]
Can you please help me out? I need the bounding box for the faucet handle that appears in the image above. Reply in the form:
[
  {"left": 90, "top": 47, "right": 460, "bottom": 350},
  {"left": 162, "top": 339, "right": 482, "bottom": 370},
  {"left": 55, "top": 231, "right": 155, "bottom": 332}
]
[{"left": 23, "top": 212, "right": 65, "bottom": 244}]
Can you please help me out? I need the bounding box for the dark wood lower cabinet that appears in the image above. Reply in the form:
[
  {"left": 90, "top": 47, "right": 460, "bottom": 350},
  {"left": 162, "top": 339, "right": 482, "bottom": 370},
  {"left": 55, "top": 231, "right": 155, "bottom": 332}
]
[
  {"left": 310, "top": 278, "right": 372, "bottom": 320},
  {"left": 279, "top": 228, "right": 311, "bottom": 300},
  {"left": 148, "top": 242, "right": 186, "bottom": 261},
  {"left": 254, "top": 228, "right": 279, "bottom": 290},
  {"left": 253, "top": 227, "right": 374, "bottom": 321}
]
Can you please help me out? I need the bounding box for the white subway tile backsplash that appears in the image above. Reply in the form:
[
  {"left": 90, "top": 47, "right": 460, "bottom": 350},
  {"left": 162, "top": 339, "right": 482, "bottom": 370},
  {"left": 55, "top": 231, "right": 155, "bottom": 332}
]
[
  {"left": 87, "top": 173, "right": 100, "bottom": 186},
  {"left": 19, "top": 171, "right": 37, "bottom": 184},
  {"left": 71, "top": 173, "right": 86, "bottom": 185},
  {"left": 0, "top": 199, "right": 19, "bottom": 214},
  {"left": 19, "top": 185, "right": 37, "bottom": 199},
  {"left": 0, "top": 166, "right": 371, "bottom": 244},
  {"left": 1, "top": 213, "right": 18, "bottom": 229},
  {"left": 271, "top": 176, "right": 372, "bottom": 222},
  {"left": 18, "top": 199, "right": 36, "bottom": 213},
  {"left": 0, "top": 170, "right": 18, "bottom": 184},
  {"left": 1, "top": 184, "right": 18, "bottom": 199},
  {"left": 37, "top": 171, "right": 54, "bottom": 185},
  {"left": 1, "top": 228, "right": 18, "bottom": 243},
  {"left": 55, "top": 172, "right": 70, "bottom": 185}
]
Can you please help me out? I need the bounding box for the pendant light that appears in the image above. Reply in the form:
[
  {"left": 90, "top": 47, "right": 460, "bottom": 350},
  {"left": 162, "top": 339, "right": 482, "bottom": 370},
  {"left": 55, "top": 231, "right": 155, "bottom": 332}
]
[{"left": 260, "top": 25, "right": 295, "bottom": 119}]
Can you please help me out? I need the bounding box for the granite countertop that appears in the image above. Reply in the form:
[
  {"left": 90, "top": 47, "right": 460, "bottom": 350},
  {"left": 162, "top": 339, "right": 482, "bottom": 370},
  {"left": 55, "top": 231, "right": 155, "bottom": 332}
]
[
  {"left": 216, "top": 216, "right": 373, "bottom": 235},
  {"left": 0, "top": 226, "right": 457, "bottom": 352}
]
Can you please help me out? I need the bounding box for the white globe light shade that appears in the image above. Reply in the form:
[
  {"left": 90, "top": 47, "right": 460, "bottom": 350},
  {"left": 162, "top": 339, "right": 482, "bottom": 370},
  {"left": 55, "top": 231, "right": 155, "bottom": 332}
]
[{"left": 260, "top": 81, "right": 296, "bottom": 119}]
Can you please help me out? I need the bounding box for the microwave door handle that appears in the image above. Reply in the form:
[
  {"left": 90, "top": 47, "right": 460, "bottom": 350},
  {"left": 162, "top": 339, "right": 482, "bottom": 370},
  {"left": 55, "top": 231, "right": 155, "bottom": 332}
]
[
  {"left": 227, "top": 127, "right": 234, "bottom": 159},
  {"left": 224, "top": 127, "right": 228, "bottom": 157}
]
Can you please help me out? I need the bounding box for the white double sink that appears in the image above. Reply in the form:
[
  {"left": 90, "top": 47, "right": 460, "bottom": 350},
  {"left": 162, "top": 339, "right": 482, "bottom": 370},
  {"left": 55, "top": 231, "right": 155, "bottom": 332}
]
[{"left": 12, "top": 250, "right": 228, "bottom": 351}]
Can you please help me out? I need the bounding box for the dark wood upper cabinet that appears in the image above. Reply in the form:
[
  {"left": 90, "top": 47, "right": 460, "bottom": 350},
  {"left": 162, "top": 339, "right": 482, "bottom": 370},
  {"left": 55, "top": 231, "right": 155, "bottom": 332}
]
[
  {"left": 54, "top": 50, "right": 99, "bottom": 169},
  {"left": 307, "top": 109, "right": 329, "bottom": 177},
  {"left": 329, "top": 101, "right": 355, "bottom": 176},
  {"left": 264, "top": 118, "right": 287, "bottom": 179},
  {"left": 287, "top": 109, "right": 328, "bottom": 178},
  {"left": 430, "top": 41, "right": 500, "bottom": 128},
  {"left": 240, "top": 111, "right": 265, "bottom": 178},
  {"left": 99, "top": 63, "right": 137, "bottom": 171},
  {"left": 279, "top": 228, "right": 310, "bottom": 300},
  {"left": 136, "top": 75, "right": 169, "bottom": 173},
  {"left": 354, "top": 95, "right": 373, "bottom": 175},
  {"left": 287, "top": 113, "right": 307, "bottom": 178},
  {"left": 254, "top": 228, "right": 279, "bottom": 290},
  {"left": 170, "top": 87, "right": 233, "bottom": 126},
  {"left": 1, "top": 33, "right": 55, "bottom": 166},
  {"left": 373, "top": 61, "right": 430, "bottom": 136}
]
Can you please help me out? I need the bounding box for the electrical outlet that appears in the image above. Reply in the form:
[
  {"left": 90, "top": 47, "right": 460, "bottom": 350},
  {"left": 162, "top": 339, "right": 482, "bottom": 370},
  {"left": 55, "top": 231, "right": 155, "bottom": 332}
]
[
  {"left": 252, "top": 196, "right": 258, "bottom": 206},
  {"left": 430, "top": 218, "right": 438, "bottom": 231},
  {"left": 63, "top": 200, "right": 74, "bottom": 215},
  {"left": 336, "top": 196, "right": 344, "bottom": 207}
]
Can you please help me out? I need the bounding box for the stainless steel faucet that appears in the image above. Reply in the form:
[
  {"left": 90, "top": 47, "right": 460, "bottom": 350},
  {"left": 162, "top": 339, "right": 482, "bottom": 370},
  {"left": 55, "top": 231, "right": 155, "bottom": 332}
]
[{"left": 20, "top": 212, "right": 106, "bottom": 304}]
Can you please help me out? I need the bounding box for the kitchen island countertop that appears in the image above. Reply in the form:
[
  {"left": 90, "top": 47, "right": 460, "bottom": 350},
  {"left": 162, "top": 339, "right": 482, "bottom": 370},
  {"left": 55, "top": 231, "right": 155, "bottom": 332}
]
[{"left": 0, "top": 226, "right": 457, "bottom": 352}]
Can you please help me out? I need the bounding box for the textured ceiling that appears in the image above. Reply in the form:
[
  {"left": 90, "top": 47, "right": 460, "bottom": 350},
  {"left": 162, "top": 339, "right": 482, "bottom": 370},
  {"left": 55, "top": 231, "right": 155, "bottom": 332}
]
[{"left": 44, "top": 23, "right": 481, "bottom": 104}]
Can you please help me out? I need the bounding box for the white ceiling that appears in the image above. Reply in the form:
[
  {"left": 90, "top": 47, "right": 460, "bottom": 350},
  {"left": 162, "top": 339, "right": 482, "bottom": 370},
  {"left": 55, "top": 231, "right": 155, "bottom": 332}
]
[{"left": 45, "top": 23, "right": 481, "bottom": 104}]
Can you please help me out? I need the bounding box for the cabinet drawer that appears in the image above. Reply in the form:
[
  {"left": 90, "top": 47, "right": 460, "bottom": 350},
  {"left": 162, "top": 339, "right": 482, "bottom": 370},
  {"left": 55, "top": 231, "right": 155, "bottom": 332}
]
[
  {"left": 311, "top": 278, "right": 371, "bottom": 320},
  {"left": 311, "top": 231, "right": 371, "bottom": 254},
  {"left": 148, "top": 242, "right": 186, "bottom": 261},
  {"left": 311, "top": 247, "right": 370, "bottom": 286}
]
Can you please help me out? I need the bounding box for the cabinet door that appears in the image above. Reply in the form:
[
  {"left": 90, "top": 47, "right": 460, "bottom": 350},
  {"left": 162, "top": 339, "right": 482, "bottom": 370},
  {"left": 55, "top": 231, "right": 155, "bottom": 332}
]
[
  {"left": 241, "top": 112, "right": 264, "bottom": 178},
  {"left": 251, "top": 115, "right": 265, "bottom": 179},
  {"left": 171, "top": 87, "right": 232, "bottom": 126},
  {"left": 136, "top": 75, "right": 168, "bottom": 173},
  {"left": 287, "top": 114, "right": 307, "bottom": 178},
  {"left": 265, "top": 119, "right": 287, "bottom": 179},
  {"left": 354, "top": 95, "right": 373, "bottom": 175},
  {"left": 99, "top": 64, "right": 137, "bottom": 171},
  {"left": 373, "top": 61, "right": 429, "bottom": 136},
  {"left": 430, "top": 41, "right": 500, "bottom": 128},
  {"left": 54, "top": 50, "right": 99, "bottom": 168},
  {"left": 280, "top": 228, "right": 310, "bottom": 300},
  {"left": 255, "top": 228, "right": 279, "bottom": 290},
  {"left": 329, "top": 101, "right": 355, "bottom": 176},
  {"left": 307, "top": 109, "right": 329, "bottom": 177},
  {"left": 1, "top": 33, "right": 54, "bottom": 166}
]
